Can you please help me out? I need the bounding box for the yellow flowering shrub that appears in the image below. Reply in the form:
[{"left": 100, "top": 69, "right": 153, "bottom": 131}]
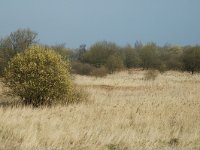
[{"left": 4, "top": 45, "right": 75, "bottom": 106}]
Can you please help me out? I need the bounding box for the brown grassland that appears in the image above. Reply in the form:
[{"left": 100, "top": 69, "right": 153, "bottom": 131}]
[{"left": 0, "top": 70, "right": 200, "bottom": 150}]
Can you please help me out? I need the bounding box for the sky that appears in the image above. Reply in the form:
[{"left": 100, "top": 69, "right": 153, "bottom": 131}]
[{"left": 0, "top": 0, "right": 200, "bottom": 48}]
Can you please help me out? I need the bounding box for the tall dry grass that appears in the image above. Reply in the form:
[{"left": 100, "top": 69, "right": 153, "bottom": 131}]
[{"left": 1, "top": 70, "right": 200, "bottom": 150}]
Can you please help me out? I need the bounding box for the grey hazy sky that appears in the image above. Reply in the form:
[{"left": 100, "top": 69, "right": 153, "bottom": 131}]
[{"left": 0, "top": 0, "right": 200, "bottom": 48}]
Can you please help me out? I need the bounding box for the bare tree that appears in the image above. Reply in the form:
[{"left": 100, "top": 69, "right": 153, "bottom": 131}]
[{"left": 0, "top": 28, "right": 38, "bottom": 75}]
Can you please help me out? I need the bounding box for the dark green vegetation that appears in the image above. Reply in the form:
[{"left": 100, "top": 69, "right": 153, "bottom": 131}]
[
  {"left": 74, "top": 42, "right": 200, "bottom": 75},
  {"left": 1, "top": 29, "right": 200, "bottom": 79},
  {"left": 182, "top": 46, "right": 200, "bottom": 74}
]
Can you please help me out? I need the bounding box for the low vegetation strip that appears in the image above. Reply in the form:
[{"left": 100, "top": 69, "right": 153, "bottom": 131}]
[{"left": 79, "top": 84, "right": 165, "bottom": 91}]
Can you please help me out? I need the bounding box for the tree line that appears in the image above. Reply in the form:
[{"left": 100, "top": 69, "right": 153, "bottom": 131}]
[{"left": 1, "top": 29, "right": 200, "bottom": 77}]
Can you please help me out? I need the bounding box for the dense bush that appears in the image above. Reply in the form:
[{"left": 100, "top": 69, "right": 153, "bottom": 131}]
[
  {"left": 72, "top": 61, "right": 108, "bottom": 77},
  {"left": 72, "top": 61, "right": 95, "bottom": 75},
  {"left": 4, "top": 45, "right": 76, "bottom": 106},
  {"left": 139, "top": 43, "right": 161, "bottom": 70},
  {"left": 123, "top": 46, "right": 140, "bottom": 68},
  {"left": 106, "top": 54, "right": 124, "bottom": 73},
  {"left": 90, "top": 66, "right": 108, "bottom": 77},
  {"left": 182, "top": 46, "right": 200, "bottom": 74},
  {"left": 82, "top": 41, "right": 119, "bottom": 67},
  {"left": 160, "top": 46, "right": 183, "bottom": 70}
]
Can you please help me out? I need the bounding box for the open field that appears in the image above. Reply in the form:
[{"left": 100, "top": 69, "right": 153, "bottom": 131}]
[{"left": 0, "top": 70, "right": 200, "bottom": 150}]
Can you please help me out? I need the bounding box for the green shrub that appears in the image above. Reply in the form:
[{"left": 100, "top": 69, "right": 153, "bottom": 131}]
[
  {"left": 82, "top": 41, "right": 118, "bottom": 67},
  {"left": 90, "top": 66, "right": 108, "bottom": 77},
  {"left": 4, "top": 45, "right": 75, "bottom": 106},
  {"left": 106, "top": 54, "right": 124, "bottom": 73},
  {"left": 71, "top": 61, "right": 95, "bottom": 75},
  {"left": 139, "top": 43, "right": 161, "bottom": 69},
  {"left": 182, "top": 46, "right": 200, "bottom": 74},
  {"left": 123, "top": 46, "right": 140, "bottom": 68}
]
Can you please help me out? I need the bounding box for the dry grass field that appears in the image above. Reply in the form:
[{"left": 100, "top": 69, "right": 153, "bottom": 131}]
[{"left": 0, "top": 70, "right": 200, "bottom": 150}]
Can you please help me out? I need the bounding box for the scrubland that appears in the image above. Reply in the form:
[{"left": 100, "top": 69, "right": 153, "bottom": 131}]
[{"left": 0, "top": 70, "right": 200, "bottom": 150}]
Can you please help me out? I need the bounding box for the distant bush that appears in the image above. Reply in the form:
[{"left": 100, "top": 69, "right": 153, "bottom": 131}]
[
  {"left": 4, "top": 45, "right": 77, "bottom": 106},
  {"left": 139, "top": 43, "right": 161, "bottom": 70},
  {"left": 82, "top": 41, "right": 119, "bottom": 67},
  {"left": 106, "top": 54, "right": 124, "bottom": 73},
  {"left": 144, "top": 70, "right": 159, "bottom": 80},
  {"left": 160, "top": 46, "right": 183, "bottom": 71},
  {"left": 123, "top": 46, "right": 140, "bottom": 68},
  {"left": 72, "top": 61, "right": 95, "bottom": 75},
  {"left": 182, "top": 46, "right": 200, "bottom": 74},
  {"left": 72, "top": 61, "right": 108, "bottom": 77},
  {"left": 90, "top": 66, "right": 108, "bottom": 77}
]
